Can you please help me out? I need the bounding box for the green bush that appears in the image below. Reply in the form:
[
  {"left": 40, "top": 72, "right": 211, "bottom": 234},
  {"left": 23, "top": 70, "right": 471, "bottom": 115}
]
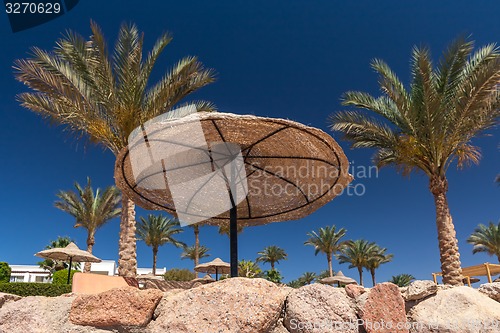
[
  {"left": 264, "top": 269, "right": 283, "bottom": 283},
  {"left": 0, "top": 262, "right": 11, "bottom": 283},
  {"left": 52, "top": 269, "right": 77, "bottom": 285},
  {"left": 163, "top": 268, "right": 195, "bottom": 281},
  {"left": 0, "top": 282, "right": 71, "bottom": 297}
]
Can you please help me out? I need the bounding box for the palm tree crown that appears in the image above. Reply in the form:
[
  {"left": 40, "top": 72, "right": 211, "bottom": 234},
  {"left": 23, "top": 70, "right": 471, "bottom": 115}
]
[
  {"left": 181, "top": 245, "right": 210, "bottom": 263},
  {"left": 256, "top": 246, "right": 288, "bottom": 270},
  {"left": 304, "top": 225, "right": 347, "bottom": 277},
  {"left": 54, "top": 178, "right": 121, "bottom": 272},
  {"left": 390, "top": 274, "right": 416, "bottom": 287},
  {"left": 467, "top": 221, "right": 500, "bottom": 263},
  {"left": 14, "top": 21, "right": 216, "bottom": 277},
  {"left": 337, "top": 239, "right": 379, "bottom": 286},
  {"left": 329, "top": 38, "right": 500, "bottom": 285},
  {"left": 365, "top": 245, "right": 393, "bottom": 286},
  {"left": 136, "top": 214, "right": 185, "bottom": 275}
]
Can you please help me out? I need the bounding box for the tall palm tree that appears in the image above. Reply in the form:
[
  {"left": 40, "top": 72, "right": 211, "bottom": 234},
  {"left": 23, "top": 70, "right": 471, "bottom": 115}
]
[
  {"left": 337, "top": 239, "right": 379, "bottom": 286},
  {"left": 136, "top": 214, "right": 186, "bottom": 275},
  {"left": 55, "top": 178, "right": 121, "bottom": 272},
  {"left": 390, "top": 274, "right": 416, "bottom": 287},
  {"left": 467, "top": 221, "right": 500, "bottom": 262},
  {"left": 304, "top": 225, "right": 347, "bottom": 277},
  {"left": 188, "top": 224, "right": 204, "bottom": 277},
  {"left": 365, "top": 245, "right": 393, "bottom": 286},
  {"left": 299, "top": 272, "right": 317, "bottom": 285},
  {"left": 14, "top": 21, "right": 216, "bottom": 277},
  {"left": 329, "top": 38, "right": 500, "bottom": 285},
  {"left": 256, "top": 245, "right": 288, "bottom": 270},
  {"left": 181, "top": 245, "right": 210, "bottom": 271}
]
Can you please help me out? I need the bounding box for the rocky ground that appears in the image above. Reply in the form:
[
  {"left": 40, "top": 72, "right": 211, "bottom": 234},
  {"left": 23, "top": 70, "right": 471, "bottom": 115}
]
[{"left": 1, "top": 278, "right": 499, "bottom": 333}]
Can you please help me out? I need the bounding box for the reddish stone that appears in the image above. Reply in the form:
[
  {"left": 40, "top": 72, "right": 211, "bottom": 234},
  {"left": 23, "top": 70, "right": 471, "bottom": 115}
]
[
  {"left": 358, "top": 282, "right": 408, "bottom": 333},
  {"left": 345, "top": 284, "right": 366, "bottom": 298},
  {"left": 69, "top": 286, "right": 163, "bottom": 327}
]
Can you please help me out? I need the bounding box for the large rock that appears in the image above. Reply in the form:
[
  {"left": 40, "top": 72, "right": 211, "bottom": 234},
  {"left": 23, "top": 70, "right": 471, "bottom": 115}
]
[
  {"left": 70, "top": 286, "right": 163, "bottom": 327},
  {"left": 284, "top": 283, "right": 358, "bottom": 333},
  {"left": 148, "top": 277, "right": 288, "bottom": 333},
  {"left": 357, "top": 282, "right": 408, "bottom": 333},
  {"left": 0, "top": 292, "right": 22, "bottom": 308},
  {"left": 478, "top": 282, "right": 500, "bottom": 302},
  {"left": 404, "top": 281, "right": 438, "bottom": 301},
  {"left": 0, "top": 295, "right": 130, "bottom": 333},
  {"left": 408, "top": 286, "right": 500, "bottom": 333}
]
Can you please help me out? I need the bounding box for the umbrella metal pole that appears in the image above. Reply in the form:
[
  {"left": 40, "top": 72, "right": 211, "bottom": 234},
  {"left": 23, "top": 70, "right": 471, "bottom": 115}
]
[
  {"left": 67, "top": 257, "right": 73, "bottom": 284},
  {"left": 216, "top": 267, "right": 219, "bottom": 281},
  {"left": 230, "top": 204, "right": 238, "bottom": 277}
]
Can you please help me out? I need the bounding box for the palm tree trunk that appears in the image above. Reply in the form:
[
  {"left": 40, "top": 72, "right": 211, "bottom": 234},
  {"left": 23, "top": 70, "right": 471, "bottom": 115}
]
[
  {"left": 358, "top": 266, "right": 363, "bottom": 286},
  {"left": 84, "top": 233, "right": 95, "bottom": 273},
  {"left": 371, "top": 268, "right": 376, "bottom": 287},
  {"left": 430, "top": 176, "right": 464, "bottom": 286},
  {"left": 152, "top": 248, "right": 158, "bottom": 276},
  {"left": 194, "top": 225, "right": 200, "bottom": 278},
  {"left": 327, "top": 254, "right": 333, "bottom": 277},
  {"left": 271, "top": 262, "right": 275, "bottom": 270},
  {"left": 118, "top": 195, "right": 137, "bottom": 277}
]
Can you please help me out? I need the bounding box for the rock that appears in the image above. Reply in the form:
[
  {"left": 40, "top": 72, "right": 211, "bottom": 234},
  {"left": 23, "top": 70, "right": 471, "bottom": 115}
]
[
  {"left": 345, "top": 284, "right": 366, "bottom": 298},
  {"left": 478, "top": 282, "right": 500, "bottom": 302},
  {"left": 0, "top": 292, "right": 22, "bottom": 308},
  {"left": 404, "top": 281, "right": 438, "bottom": 301},
  {"left": 0, "top": 295, "right": 132, "bottom": 333},
  {"left": 408, "top": 286, "right": 500, "bottom": 333},
  {"left": 149, "top": 277, "right": 287, "bottom": 333},
  {"left": 70, "top": 286, "right": 163, "bottom": 327},
  {"left": 284, "top": 283, "right": 358, "bottom": 333},
  {"left": 357, "top": 282, "right": 408, "bottom": 333},
  {"left": 268, "top": 318, "right": 290, "bottom": 333}
]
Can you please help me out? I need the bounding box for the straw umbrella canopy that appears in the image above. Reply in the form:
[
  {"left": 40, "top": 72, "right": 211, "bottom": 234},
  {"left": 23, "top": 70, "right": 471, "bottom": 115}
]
[
  {"left": 115, "top": 111, "right": 353, "bottom": 276},
  {"left": 35, "top": 242, "right": 101, "bottom": 284},
  {"left": 194, "top": 258, "right": 231, "bottom": 281},
  {"left": 319, "top": 271, "right": 357, "bottom": 287}
]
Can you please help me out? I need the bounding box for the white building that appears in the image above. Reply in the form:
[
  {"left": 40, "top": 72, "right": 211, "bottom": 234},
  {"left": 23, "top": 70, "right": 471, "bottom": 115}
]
[{"left": 9, "top": 261, "right": 166, "bottom": 283}]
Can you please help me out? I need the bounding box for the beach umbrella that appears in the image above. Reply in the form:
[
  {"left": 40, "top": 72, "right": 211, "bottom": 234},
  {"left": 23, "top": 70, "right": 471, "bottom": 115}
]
[
  {"left": 35, "top": 242, "right": 101, "bottom": 284},
  {"left": 319, "top": 271, "right": 357, "bottom": 287},
  {"left": 115, "top": 111, "right": 353, "bottom": 277},
  {"left": 195, "top": 258, "right": 231, "bottom": 281}
]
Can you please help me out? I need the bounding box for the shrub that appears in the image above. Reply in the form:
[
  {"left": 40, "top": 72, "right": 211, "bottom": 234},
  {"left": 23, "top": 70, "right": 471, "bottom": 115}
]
[
  {"left": 0, "top": 262, "right": 11, "bottom": 283},
  {"left": 52, "top": 269, "right": 77, "bottom": 285},
  {"left": 163, "top": 268, "right": 195, "bottom": 281},
  {"left": 0, "top": 282, "right": 71, "bottom": 297},
  {"left": 264, "top": 269, "right": 283, "bottom": 283}
]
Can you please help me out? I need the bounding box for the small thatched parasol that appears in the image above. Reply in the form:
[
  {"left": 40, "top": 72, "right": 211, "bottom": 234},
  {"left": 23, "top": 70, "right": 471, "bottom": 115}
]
[
  {"left": 319, "top": 271, "right": 357, "bottom": 287},
  {"left": 195, "top": 258, "right": 231, "bottom": 281},
  {"left": 115, "top": 111, "right": 353, "bottom": 276},
  {"left": 35, "top": 242, "right": 101, "bottom": 284}
]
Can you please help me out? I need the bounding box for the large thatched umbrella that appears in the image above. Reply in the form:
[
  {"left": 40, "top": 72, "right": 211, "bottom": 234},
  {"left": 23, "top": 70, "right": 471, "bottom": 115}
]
[
  {"left": 195, "top": 258, "right": 231, "bottom": 281},
  {"left": 35, "top": 242, "right": 101, "bottom": 284},
  {"left": 115, "top": 111, "right": 352, "bottom": 276},
  {"left": 319, "top": 271, "right": 357, "bottom": 287}
]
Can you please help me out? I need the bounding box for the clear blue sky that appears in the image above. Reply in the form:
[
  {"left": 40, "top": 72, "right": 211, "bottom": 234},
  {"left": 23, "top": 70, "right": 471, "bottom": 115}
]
[{"left": 0, "top": 0, "right": 498, "bottom": 284}]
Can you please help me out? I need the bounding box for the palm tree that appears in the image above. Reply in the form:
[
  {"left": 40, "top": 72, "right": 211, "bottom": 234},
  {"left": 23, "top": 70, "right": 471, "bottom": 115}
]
[
  {"left": 337, "top": 239, "right": 379, "bottom": 286},
  {"left": 304, "top": 225, "right": 347, "bottom": 277},
  {"left": 136, "top": 214, "right": 186, "bottom": 275},
  {"left": 181, "top": 245, "right": 210, "bottom": 271},
  {"left": 329, "top": 38, "right": 500, "bottom": 285},
  {"left": 54, "top": 178, "right": 121, "bottom": 272},
  {"left": 218, "top": 221, "right": 244, "bottom": 237},
  {"left": 365, "top": 245, "right": 393, "bottom": 287},
  {"left": 15, "top": 21, "right": 216, "bottom": 277},
  {"left": 299, "top": 272, "right": 317, "bottom": 285},
  {"left": 467, "top": 221, "right": 500, "bottom": 262},
  {"left": 238, "top": 260, "right": 262, "bottom": 278},
  {"left": 390, "top": 274, "right": 416, "bottom": 287},
  {"left": 317, "top": 269, "right": 332, "bottom": 280},
  {"left": 256, "top": 245, "right": 288, "bottom": 270},
  {"left": 188, "top": 224, "right": 203, "bottom": 277}
]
